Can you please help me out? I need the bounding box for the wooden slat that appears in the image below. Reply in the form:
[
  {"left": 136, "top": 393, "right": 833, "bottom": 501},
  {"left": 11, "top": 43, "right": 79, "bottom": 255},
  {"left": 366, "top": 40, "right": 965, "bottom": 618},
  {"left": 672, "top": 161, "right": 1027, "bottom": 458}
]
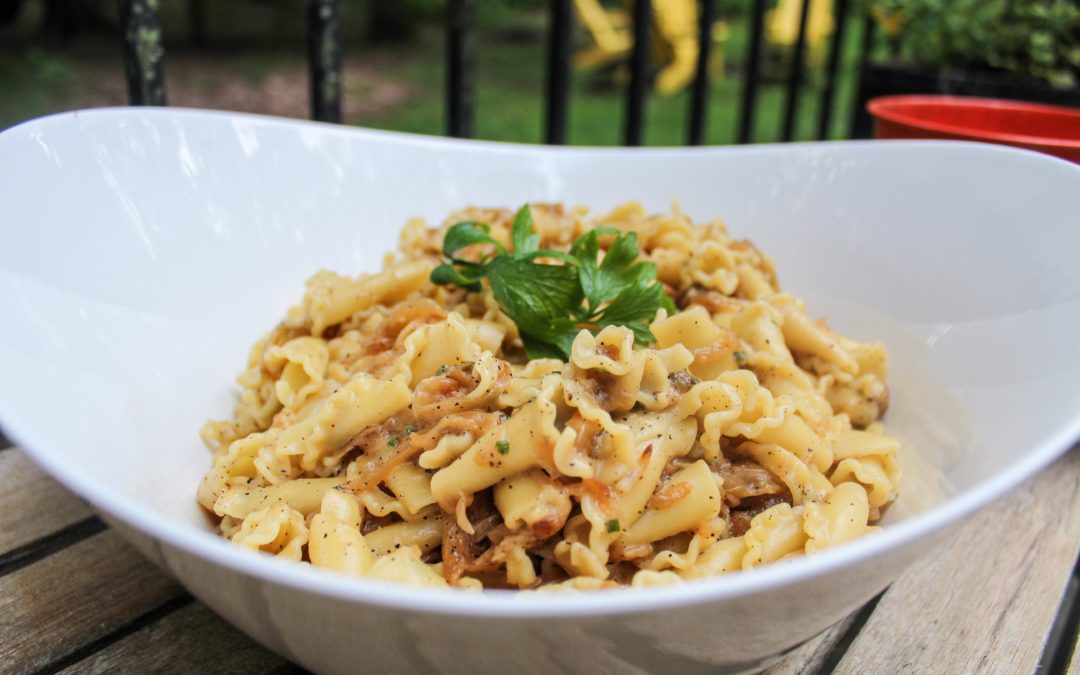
[
  {"left": 2, "top": 445, "right": 1076, "bottom": 672},
  {"left": 1040, "top": 553, "right": 1080, "bottom": 672},
  {"left": 763, "top": 593, "right": 883, "bottom": 675},
  {"left": 834, "top": 447, "right": 1080, "bottom": 674},
  {"left": 763, "top": 613, "right": 859, "bottom": 675},
  {"left": 0, "top": 531, "right": 184, "bottom": 673},
  {"left": 0, "top": 449, "right": 92, "bottom": 553},
  {"left": 0, "top": 517, "right": 107, "bottom": 579},
  {"left": 59, "top": 603, "right": 288, "bottom": 674}
]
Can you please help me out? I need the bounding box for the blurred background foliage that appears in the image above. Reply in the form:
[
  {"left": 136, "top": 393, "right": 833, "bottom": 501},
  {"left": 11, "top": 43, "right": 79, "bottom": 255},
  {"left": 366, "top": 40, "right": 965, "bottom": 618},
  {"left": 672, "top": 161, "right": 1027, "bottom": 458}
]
[
  {"left": 873, "top": 0, "right": 1080, "bottom": 86},
  {"left": 0, "top": 0, "right": 1075, "bottom": 141}
]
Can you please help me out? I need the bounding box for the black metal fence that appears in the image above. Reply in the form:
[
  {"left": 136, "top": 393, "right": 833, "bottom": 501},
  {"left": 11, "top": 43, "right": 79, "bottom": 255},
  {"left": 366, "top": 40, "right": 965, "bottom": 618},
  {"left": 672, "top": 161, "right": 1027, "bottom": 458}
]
[{"left": 119, "top": 0, "right": 880, "bottom": 146}]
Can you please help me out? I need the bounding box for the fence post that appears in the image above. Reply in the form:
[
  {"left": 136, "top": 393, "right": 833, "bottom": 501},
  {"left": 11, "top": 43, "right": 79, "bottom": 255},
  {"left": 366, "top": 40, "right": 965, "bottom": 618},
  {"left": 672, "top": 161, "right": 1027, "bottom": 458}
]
[
  {"left": 624, "top": 0, "right": 652, "bottom": 146},
  {"left": 737, "top": 0, "right": 768, "bottom": 143},
  {"left": 780, "top": 0, "right": 812, "bottom": 141},
  {"left": 850, "top": 11, "right": 878, "bottom": 138},
  {"left": 308, "top": 0, "right": 343, "bottom": 123},
  {"left": 447, "top": 0, "right": 476, "bottom": 138},
  {"left": 817, "top": 0, "right": 851, "bottom": 140},
  {"left": 118, "top": 0, "right": 166, "bottom": 106},
  {"left": 687, "top": 0, "right": 717, "bottom": 145},
  {"left": 544, "top": 0, "right": 573, "bottom": 145}
]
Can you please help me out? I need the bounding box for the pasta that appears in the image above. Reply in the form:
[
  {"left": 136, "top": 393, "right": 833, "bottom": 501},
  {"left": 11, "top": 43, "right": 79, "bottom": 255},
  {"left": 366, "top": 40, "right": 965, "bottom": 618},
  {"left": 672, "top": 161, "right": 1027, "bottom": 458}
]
[{"left": 198, "top": 202, "right": 900, "bottom": 589}]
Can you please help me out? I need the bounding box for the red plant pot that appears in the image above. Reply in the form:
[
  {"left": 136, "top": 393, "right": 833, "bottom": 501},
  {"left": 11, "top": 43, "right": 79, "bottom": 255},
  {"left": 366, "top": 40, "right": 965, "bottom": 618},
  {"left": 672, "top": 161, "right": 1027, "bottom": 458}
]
[{"left": 868, "top": 95, "right": 1080, "bottom": 164}]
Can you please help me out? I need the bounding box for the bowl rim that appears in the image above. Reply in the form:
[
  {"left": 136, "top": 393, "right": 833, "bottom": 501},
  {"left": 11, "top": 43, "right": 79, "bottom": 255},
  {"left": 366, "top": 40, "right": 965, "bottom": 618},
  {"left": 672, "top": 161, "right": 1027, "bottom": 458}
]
[
  {"left": 867, "top": 94, "right": 1080, "bottom": 151},
  {"left": 3, "top": 107, "right": 1080, "bottom": 618}
]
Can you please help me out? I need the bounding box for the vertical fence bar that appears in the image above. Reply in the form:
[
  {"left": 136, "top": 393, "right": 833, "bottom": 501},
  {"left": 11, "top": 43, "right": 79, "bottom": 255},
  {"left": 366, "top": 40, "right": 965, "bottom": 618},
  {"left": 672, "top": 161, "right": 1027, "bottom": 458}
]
[
  {"left": 737, "top": 0, "right": 768, "bottom": 144},
  {"left": 118, "top": 0, "right": 166, "bottom": 106},
  {"left": 188, "top": 0, "right": 206, "bottom": 45},
  {"left": 849, "top": 10, "right": 877, "bottom": 138},
  {"left": 816, "top": 0, "right": 850, "bottom": 140},
  {"left": 779, "top": 0, "right": 812, "bottom": 141},
  {"left": 857, "top": 9, "right": 877, "bottom": 78},
  {"left": 544, "top": 0, "right": 572, "bottom": 144},
  {"left": 624, "top": 0, "right": 651, "bottom": 146},
  {"left": 687, "top": 0, "right": 717, "bottom": 145},
  {"left": 447, "top": 0, "right": 476, "bottom": 138},
  {"left": 307, "top": 0, "right": 342, "bottom": 123}
]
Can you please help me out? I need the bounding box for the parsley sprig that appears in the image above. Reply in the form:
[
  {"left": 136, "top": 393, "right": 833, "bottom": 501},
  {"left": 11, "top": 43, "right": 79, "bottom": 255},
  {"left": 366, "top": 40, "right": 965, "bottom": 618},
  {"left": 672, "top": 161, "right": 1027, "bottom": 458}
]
[{"left": 430, "top": 205, "right": 676, "bottom": 360}]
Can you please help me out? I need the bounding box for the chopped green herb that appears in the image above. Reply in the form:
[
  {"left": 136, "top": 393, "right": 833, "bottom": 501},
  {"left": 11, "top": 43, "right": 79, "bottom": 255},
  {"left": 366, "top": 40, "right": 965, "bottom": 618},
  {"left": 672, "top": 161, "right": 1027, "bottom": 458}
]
[
  {"left": 436, "top": 364, "right": 449, "bottom": 375},
  {"left": 495, "top": 439, "right": 511, "bottom": 455},
  {"left": 430, "top": 204, "right": 675, "bottom": 360},
  {"left": 733, "top": 351, "right": 747, "bottom": 365},
  {"left": 605, "top": 518, "right": 621, "bottom": 533},
  {"left": 403, "top": 424, "right": 418, "bottom": 435},
  {"left": 387, "top": 436, "right": 399, "bottom": 448}
]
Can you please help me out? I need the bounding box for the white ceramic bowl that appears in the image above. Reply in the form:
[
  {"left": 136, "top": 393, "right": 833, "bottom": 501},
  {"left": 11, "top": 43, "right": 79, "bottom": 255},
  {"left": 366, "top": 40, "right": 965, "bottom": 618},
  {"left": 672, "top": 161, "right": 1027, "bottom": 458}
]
[{"left": 2, "top": 108, "right": 1079, "bottom": 674}]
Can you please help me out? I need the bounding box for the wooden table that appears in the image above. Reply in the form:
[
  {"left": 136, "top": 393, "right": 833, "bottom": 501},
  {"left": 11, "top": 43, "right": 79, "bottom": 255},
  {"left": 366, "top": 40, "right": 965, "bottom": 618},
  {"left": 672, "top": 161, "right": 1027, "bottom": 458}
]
[{"left": 2, "top": 432, "right": 1078, "bottom": 674}]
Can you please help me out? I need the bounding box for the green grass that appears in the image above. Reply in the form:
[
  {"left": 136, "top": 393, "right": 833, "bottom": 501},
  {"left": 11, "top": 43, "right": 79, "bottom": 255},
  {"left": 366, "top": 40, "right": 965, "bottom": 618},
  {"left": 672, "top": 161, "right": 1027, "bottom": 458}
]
[
  {"left": 0, "top": 12, "right": 870, "bottom": 145},
  {"left": 0, "top": 48, "right": 81, "bottom": 130},
  {"left": 359, "top": 15, "right": 870, "bottom": 145}
]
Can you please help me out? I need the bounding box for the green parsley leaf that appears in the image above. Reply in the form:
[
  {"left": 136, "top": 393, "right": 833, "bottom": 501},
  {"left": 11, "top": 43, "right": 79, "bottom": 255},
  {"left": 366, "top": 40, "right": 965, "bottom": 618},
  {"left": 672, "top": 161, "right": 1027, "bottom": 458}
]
[
  {"left": 569, "top": 230, "right": 668, "bottom": 345},
  {"left": 485, "top": 255, "right": 582, "bottom": 357},
  {"left": 510, "top": 204, "right": 539, "bottom": 255},
  {"left": 733, "top": 351, "right": 747, "bottom": 365},
  {"left": 591, "top": 263, "right": 664, "bottom": 324},
  {"left": 571, "top": 228, "right": 654, "bottom": 312},
  {"left": 568, "top": 226, "right": 619, "bottom": 305},
  {"left": 521, "top": 333, "right": 576, "bottom": 361},
  {"left": 591, "top": 231, "right": 644, "bottom": 302},
  {"left": 484, "top": 255, "right": 582, "bottom": 327},
  {"left": 496, "top": 439, "right": 511, "bottom": 455},
  {"left": 605, "top": 518, "right": 621, "bottom": 533},
  {"left": 660, "top": 293, "right": 678, "bottom": 315},
  {"left": 430, "top": 263, "right": 484, "bottom": 292},
  {"left": 443, "top": 221, "right": 505, "bottom": 260},
  {"left": 429, "top": 205, "right": 674, "bottom": 360}
]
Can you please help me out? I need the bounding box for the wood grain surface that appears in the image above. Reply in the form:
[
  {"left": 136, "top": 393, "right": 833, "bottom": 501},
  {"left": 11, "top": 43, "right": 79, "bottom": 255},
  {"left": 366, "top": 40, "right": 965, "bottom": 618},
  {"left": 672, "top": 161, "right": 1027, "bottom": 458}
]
[
  {"left": 0, "top": 530, "right": 185, "bottom": 673},
  {"left": 0, "top": 450, "right": 91, "bottom": 553},
  {"left": 1, "top": 446, "right": 1077, "bottom": 674},
  {"left": 56, "top": 603, "right": 287, "bottom": 675},
  {"left": 762, "top": 612, "right": 862, "bottom": 675},
  {"left": 834, "top": 448, "right": 1080, "bottom": 674}
]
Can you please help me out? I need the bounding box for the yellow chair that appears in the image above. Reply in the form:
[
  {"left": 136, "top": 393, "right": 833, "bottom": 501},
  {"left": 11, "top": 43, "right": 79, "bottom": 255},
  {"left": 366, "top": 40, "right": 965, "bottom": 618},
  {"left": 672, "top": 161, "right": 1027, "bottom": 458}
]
[
  {"left": 651, "top": 0, "right": 728, "bottom": 94},
  {"left": 573, "top": 0, "right": 729, "bottom": 94},
  {"left": 767, "top": 0, "right": 834, "bottom": 57},
  {"left": 572, "top": 0, "right": 633, "bottom": 70}
]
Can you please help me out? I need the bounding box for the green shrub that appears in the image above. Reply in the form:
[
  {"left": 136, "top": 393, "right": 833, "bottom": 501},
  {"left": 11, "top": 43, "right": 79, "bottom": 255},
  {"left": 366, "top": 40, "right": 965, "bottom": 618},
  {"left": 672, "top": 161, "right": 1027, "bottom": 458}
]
[{"left": 874, "top": 0, "right": 1080, "bottom": 86}]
